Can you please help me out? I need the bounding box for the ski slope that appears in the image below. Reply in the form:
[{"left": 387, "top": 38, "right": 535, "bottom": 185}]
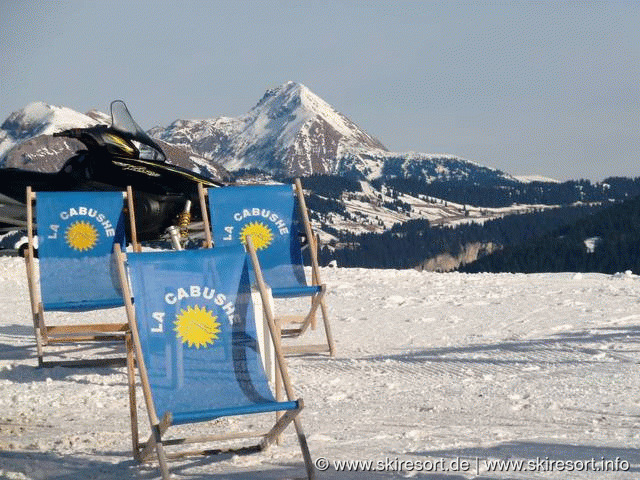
[{"left": 0, "top": 256, "right": 639, "bottom": 479}]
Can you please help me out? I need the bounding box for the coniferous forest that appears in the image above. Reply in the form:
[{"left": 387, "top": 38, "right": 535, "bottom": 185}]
[
  {"left": 460, "top": 194, "right": 640, "bottom": 274},
  {"left": 298, "top": 174, "right": 640, "bottom": 209},
  {"left": 316, "top": 205, "right": 604, "bottom": 269},
  {"left": 374, "top": 176, "right": 640, "bottom": 208},
  {"left": 292, "top": 175, "right": 640, "bottom": 273}
]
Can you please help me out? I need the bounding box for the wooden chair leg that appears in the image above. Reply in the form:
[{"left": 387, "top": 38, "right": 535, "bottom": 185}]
[
  {"left": 293, "top": 416, "right": 316, "bottom": 480},
  {"left": 126, "top": 334, "right": 141, "bottom": 460},
  {"left": 275, "top": 320, "right": 283, "bottom": 445},
  {"left": 261, "top": 404, "right": 302, "bottom": 449},
  {"left": 35, "top": 304, "right": 47, "bottom": 366},
  {"left": 152, "top": 424, "right": 171, "bottom": 480},
  {"left": 319, "top": 297, "right": 336, "bottom": 357}
]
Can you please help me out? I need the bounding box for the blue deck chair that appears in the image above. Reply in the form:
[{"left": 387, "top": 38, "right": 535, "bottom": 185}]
[
  {"left": 24, "top": 187, "right": 139, "bottom": 367},
  {"left": 198, "top": 179, "right": 335, "bottom": 356},
  {"left": 115, "top": 242, "right": 315, "bottom": 480}
]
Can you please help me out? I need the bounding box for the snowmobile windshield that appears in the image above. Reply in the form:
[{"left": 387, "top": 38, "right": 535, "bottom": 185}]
[{"left": 110, "top": 100, "right": 166, "bottom": 162}]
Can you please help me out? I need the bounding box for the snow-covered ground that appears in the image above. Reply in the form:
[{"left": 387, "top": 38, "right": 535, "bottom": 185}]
[{"left": 1, "top": 256, "right": 640, "bottom": 479}]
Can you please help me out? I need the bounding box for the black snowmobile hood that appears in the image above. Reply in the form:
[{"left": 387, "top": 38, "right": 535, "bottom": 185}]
[
  {"left": 53, "top": 100, "right": 221, "bottom": 192},
  {"left": 54, "top": 100, "right": 167, "bottom": 164},
  {"left": 0, "top": 100, "right": 225, "bottom": 240}
]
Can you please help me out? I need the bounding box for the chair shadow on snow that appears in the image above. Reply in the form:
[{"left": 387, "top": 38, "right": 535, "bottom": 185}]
[
  {"left": 359, "top": 325, "right": 640, "bottom": 368},
  {"left": 2, "top": 445, "right": 452, "bottom": 480},
  {"left": 0, "top": 324, "right": 36, "bottom": 361},
  {"left": 0, "top": 450, "right": 330, "bottom": 480},
  {"left": 0, "top": 328, "right": 127, "bottom": 370},
  {"left": 0, "top": 355, "right": 125, "bottom": 384},
  {"left": 0, "top": 323, "right": 35, "bottom": 338},
  {"left": 0, "top": 450, "right": 143, "bottom": 480}
]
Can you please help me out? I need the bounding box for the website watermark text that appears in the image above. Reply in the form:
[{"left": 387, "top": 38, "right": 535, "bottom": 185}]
[{"left": 314, "top": 456, "right": 631, "bottom": 474}]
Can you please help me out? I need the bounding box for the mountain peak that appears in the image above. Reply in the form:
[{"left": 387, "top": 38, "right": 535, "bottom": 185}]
[
  {"left": 253, "top": 81, "right": 373, "bottom": 139},
  {"left": 259, "top": 79, "right": 294, "bottom": 94},
  {"left": 252, "top": 81, "right": 326, "bottom": 123},
  {"left": 2, "top": 102, "right": 53, "bottom": 133},
  {"left": 258, "top": 80, "right": 309, "bottom": 102},
  {"left": 218, "top": 81, "right": 387, "bottom": 175},
  {"left": 155, "top": 82, "right": 508, "bottom": 180}
]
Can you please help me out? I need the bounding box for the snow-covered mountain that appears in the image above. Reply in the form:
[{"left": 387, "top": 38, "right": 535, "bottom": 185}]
[
  {"left": 150, "top": 81, "right": 388, "bottom": 177},
  {"left": 0, "top": 92, "right": 625, "bottom": 270},
  {"left": 0, "top": 102, "right": 228, "bottom": 179},
  {"left": 0, "top": 102, "right": 99, "bottom": 152},
  {"left": 0, "top": 102, "right": 101, "bottom": 169},
  {"left": 0, "top": 93, "right": 529, "bottom": 246},
  {"left": 1, "top": 83, "right": 519, "bottom": 186},
  {"left": 150, "top": 81, "right": 518, "bottom": 184}
]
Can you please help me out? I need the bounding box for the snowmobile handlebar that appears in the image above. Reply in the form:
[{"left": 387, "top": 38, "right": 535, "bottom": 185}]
[{"left": 53, "top": 128, "right": 88, "bottom": 138}]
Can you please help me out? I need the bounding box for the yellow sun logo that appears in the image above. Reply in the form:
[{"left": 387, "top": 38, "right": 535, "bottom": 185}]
[
  {"left": 65, "top": 221, "right": 99, "bottom": 251},
  {"left": 240, "top": 221, "right": 274, "bottom": 250},
  {"left": 174, "top": 305, "right": 221, "bottom": 349}
]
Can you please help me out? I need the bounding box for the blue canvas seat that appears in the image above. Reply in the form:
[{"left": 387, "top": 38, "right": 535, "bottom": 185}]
[
  {"left": 199, "top": 179, "right": 335, "bottom": 356},
  {"left": 115, "top": 242, "right": 315, "bottom": 479},
  {"left": 24, "top": 187, "right": 138, "bottom": 367}
]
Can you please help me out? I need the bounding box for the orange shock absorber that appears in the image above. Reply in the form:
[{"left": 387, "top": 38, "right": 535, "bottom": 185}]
[{"left": 178, "top": 200, "right": 192, "bottom": 238}]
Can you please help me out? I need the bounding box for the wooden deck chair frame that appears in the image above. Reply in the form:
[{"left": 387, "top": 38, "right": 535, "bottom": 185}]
[
  {"left": 198, "top": 179, "right": 335, "bottom": 357},
  {"left": 24, "top": 186, "right": 140, "bottom": 368},
  {"left": 115, "top": 240, "right": 316, "bottom": 480}
]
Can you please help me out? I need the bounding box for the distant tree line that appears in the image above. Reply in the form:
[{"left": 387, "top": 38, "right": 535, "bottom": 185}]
[
  {"left": 292, "top": 175, "right": 362, "bottom": 196},
  {"left": 316, "top": 205, "right": 603, "bottom": 269},
  {"left": 460, "top": 194, "right": 640, "bottom": 274},
  {"left": 283, "top": 174, "right": 640, "bottom": 272},
  {"left": 374, "top": 176, "right": 640, "bottom": 208}
]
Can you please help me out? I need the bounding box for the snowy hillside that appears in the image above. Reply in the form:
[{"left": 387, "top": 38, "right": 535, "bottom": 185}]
[
  {"left": 515, "top": 175, "right": 562, "bottom": 184},
  {"left": 303, "top": 180, "right": 553, "bottom": 243},
  {"left": 0, "top": 256, "right": 639, "bottom": 479}
]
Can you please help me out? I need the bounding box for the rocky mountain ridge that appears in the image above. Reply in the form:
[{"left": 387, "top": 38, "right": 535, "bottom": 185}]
[
  {"left": 149, "top": 81, "right": 518, "bottom": 185},
  {"left": 1, "top": 82, "right": 521, "bottom": 189}
]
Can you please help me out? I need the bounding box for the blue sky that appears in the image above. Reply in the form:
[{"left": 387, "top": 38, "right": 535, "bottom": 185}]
[{"left": 1, "top": 1, "right": 638, "bottom": 181}]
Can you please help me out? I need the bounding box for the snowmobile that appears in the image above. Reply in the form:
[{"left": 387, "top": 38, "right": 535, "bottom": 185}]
[{"left": 0, "top": 100, "right": 225, "bottom": 248}]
